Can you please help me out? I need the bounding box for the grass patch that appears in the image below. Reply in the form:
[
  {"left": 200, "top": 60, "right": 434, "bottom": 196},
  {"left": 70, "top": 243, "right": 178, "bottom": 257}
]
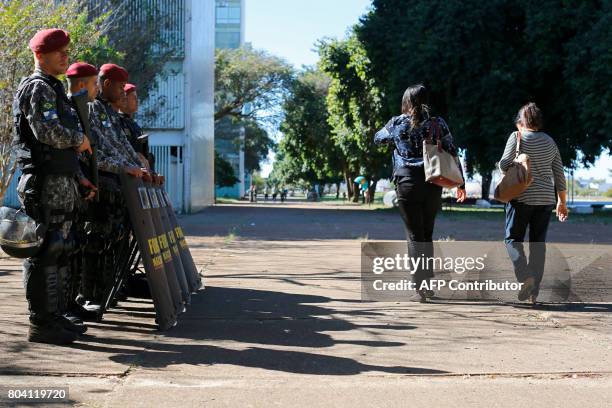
[
  {"left": 440, "top": 205, "right": 612, "bottom": 224},
  {"left": 216, "top": 197, "right": 242, "bottom": 204},
  {"left": 373, "top": 204, "right": 612, "bottom": 224},
  {"left": 439, "top": 206, "right": 505, "bottom": 221},
  {"left": 564, "top": 210, "right": 612, "bottom": 225},
  {"left": 224, "top": 226, "right": 239, "bottom": 243}
]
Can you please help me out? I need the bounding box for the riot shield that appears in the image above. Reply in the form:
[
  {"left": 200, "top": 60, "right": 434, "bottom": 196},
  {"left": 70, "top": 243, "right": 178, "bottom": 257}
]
[
  {"left": 145, "top": 182, "right": 184, "bottom": 313},
  {"left": 161, "top": 190, "right": 202, "bottom": 292},
  {"left": 153, "top": 185, "right": 191, "bottom": 305},
  {"left": 120, "top": 174, "right": 177, "bottom": 330}
]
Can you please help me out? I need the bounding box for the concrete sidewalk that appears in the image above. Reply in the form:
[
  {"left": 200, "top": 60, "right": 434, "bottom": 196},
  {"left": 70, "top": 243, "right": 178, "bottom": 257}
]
[{"left": 0, "top": 204, "right": 611, "bottom": 407}]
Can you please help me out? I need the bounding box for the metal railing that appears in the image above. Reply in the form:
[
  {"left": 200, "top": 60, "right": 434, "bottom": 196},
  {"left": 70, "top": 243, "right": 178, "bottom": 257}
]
[{"left": 150, "top": 144, "right": 184, "bottom": 212}]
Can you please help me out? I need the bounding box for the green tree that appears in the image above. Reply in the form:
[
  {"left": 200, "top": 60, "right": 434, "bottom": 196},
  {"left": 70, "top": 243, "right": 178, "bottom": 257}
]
[
  {"left": 214, "top": 151, "right": 239, "bottom": 188},
  {"left": 563, "top": 0, "right": 612, "bottom": 163},
  {"left": 275, "top": 68, "right": 344, "bottom": 195},
  {"left": 243, "top": 119, "right": 276, "bottom": 174},
  {"left": 0, "top": 0, "right": 119, "bottom": 201},
  {"left": 318, "top": 34, "right": 390, "bottom": 202},
  {"left": 267, "top": 150, "right": 306, "bottom": 191},
  {"left": 85, "top": 0, "right": 185, "bottom": 123},
  {"left": 357, "top": 0, "right": 612, "bottom": 199},
  {"left": 215, "top": 45, "right": 292, "bottom": 187},
  {"left": 215, "top": 45, "right": 293, "bottom": 123}
]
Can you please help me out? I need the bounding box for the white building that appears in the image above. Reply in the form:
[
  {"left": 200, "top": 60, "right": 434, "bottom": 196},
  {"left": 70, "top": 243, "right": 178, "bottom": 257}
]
[{"left": 139, "top": 0, "right": 216, "bottom": 212}]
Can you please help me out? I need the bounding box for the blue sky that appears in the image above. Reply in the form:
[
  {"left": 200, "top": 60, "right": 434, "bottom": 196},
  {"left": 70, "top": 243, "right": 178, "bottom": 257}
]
[
  {"left": 245, "top": 0, "right": 372, "bottom": 69},
  {"left": 245, "top": 0, "right": 611, "bottom": 182}
]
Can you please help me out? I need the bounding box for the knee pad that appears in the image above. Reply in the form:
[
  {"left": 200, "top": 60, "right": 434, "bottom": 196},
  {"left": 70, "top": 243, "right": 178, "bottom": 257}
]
[{"left": 38, "top": 230, "right": 67, "bottom": 265}]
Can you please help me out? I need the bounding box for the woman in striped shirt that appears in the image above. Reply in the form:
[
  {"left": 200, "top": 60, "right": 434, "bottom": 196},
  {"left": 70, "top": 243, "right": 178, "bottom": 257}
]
[{"left": 499, "top": 103, "right": 569, "bottom": 304}]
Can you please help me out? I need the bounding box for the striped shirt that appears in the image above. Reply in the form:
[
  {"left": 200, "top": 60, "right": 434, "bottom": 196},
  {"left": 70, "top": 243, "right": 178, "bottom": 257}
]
[{"left": 499, "top": 131, "right": 566, "bottom": 206}]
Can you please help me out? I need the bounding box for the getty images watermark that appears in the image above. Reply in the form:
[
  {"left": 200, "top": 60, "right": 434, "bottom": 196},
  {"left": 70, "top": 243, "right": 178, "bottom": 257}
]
[
  {"left": 370, "top": 251, "right": 521, "bottom": 292},
  {"left": 360, "top": 241, "right": 612, "bottom": 302}
]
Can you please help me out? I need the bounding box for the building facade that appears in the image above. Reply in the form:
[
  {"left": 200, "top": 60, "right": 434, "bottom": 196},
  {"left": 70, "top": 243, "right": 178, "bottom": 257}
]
[
  {"left": 138, "top": 0, "right": 215, "bottom": 212},
  {"left": 214, "top": 0, "right": 247, "bottom": 199}
]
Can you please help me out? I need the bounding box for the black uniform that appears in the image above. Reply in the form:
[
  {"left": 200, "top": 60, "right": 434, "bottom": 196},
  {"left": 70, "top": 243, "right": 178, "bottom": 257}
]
[
  {"left": 79, "top": 97, "right": 139, "bottom": 307},
  {"left": 13, "top": 69, "right": 86, "bottom": 342}
]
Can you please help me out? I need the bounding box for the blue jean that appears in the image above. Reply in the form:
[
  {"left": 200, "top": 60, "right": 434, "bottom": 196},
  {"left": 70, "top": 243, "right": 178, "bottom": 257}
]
[{"left": 504, "top": 201, "right": 554, "bottom": 296}]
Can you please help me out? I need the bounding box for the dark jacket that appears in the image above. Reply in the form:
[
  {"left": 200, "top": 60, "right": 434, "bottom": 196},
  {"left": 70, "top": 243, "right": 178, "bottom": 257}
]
[{"left": 374, "top": 113, "right": 463, "bottom": 182}]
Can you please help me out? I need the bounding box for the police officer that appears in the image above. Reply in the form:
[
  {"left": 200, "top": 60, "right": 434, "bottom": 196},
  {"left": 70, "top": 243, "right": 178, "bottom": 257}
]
[
  {"left": 65, "top": 62, "right": 121, "bottom": 320},
  {"left": 14, "top": 29, "right": 95, "bottom": 344},
  {"left": 118, "top": 83, "right": 155, "bottom": 172},
  {"left": 83, "top": 63, "right": 145, "bottom": 309}
]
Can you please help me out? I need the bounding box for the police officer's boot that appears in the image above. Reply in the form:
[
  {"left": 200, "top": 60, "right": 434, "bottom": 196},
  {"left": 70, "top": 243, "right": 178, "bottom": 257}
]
[
  {"left": 80, "top": 230, "right": 105, "bottom": 315},
  {"left": 66, "top": 245, "right": 99, "bottom": 323},
  {"left": 57, "top": 265, "right": 87, "bottom": 334},
  {"left": 25, "top": 263, "right": 77, "bottom": 345}
]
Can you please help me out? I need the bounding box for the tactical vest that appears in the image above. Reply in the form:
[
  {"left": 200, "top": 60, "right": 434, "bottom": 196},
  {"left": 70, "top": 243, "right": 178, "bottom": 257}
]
[{"left": 12, "top": 74, "right": 81, "bottom": 176}]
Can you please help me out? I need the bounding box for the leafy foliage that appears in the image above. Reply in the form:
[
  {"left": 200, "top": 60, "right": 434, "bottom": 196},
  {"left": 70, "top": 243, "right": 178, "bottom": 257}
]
[
  {"left": 318, "top": 34, "right": 390, "bottom": 201},
  {"left": 215, "top": 45, "right": 293, "bottom": 124},
  {"left": 0, "top": 0, "right": 119, "bottom": 200},
  {"left": 214, "top": 150, "right": 239, "bottom": 188},
  {"left": 275, "top": 68, "right": 344, "bottom": 190},
  {"left": 242, "top": 119, "right": 276, "bottom": 173},
  {"left": 357, "top": 0, "right": 612, "bottom": 197}
]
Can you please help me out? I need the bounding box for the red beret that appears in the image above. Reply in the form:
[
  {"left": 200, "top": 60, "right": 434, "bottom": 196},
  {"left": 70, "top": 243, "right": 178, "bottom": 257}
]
[
  {"left": 29, "top": 29, "right": 70, "bottom": 54},
  {"left": 99, "top": 63, "right": 128, "bottom": 82},
  {"left": 66, "top": 62, "right": 98, "bottom": 78},
  {"left": 124, "top": 83, "right": 137, "bottom": 94}
]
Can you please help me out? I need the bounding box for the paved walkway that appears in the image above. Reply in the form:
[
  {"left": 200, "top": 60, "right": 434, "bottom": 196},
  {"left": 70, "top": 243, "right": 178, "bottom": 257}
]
[{"left": 0, "top": 202, "right": 610, "bottom": 407}]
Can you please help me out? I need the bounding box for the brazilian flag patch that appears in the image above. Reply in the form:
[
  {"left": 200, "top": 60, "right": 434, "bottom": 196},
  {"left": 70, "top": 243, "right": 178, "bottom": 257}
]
[{"left": 41, "top": 100, "right": 58, "bottom": 121}]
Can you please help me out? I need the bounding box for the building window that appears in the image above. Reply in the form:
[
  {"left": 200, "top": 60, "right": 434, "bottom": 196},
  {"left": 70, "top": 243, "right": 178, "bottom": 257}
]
[
  {"left": 216, "top": 32, "right": 241, "bottom": 49},
  {"left": 216, "top": 4, "right": 241, "bottom": 25}
]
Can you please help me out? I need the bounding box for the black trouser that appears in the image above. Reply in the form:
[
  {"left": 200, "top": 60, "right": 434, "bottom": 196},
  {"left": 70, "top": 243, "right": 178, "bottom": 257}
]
[
  {"left": 395, "top": 167, "right": 442, "bottom": 288},
  {"left": 24, "top": 224, "right": 76, "bottom": 324},
  {"left": 19, "top": 173, "right": 77, "bottom": 324},
  {"left": 504, "top": 200, "right": 554, "bottom": 296}
]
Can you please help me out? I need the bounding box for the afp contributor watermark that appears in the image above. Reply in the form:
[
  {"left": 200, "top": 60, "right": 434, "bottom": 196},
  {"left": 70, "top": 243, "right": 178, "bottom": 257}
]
[
  {"left": 371, "top": 279, "right": 521, "bottom": 292},
  {"left": 360, "top": 241, "right": 612, "bottom": 302}
]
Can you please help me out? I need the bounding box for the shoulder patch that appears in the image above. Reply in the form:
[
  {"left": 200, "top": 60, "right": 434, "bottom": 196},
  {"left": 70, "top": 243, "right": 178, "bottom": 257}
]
[{"left": 42, "top": 109, "right": 59, "bottom": 122}]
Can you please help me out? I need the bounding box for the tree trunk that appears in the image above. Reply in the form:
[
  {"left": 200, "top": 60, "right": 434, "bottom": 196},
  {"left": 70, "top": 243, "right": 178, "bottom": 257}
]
[
  {"left": 481, "top": 171, "right": 492, "bottom": 201},
  {"left": 367, "top": 179, "right": 378, "bottom": 204},
  {"left": 343, "top": 168, "right": 353, "bottom": 201},
  {"left": 335, "top": 182, "right": 340, "bottom": 199}
]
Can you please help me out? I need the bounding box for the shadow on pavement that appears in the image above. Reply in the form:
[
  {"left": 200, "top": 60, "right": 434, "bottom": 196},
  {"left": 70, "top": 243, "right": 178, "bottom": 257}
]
[{"left": 71, "top": 287, "right": 450, "bottom": 376}]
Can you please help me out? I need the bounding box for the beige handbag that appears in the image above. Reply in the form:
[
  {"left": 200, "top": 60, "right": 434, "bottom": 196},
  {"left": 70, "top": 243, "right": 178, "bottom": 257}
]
[
  {"left": 422, "top": 119, "right": 464, "bottom": 188},
  {"left": 494, "top": 131, "right": 533, "bottom": 202}
]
